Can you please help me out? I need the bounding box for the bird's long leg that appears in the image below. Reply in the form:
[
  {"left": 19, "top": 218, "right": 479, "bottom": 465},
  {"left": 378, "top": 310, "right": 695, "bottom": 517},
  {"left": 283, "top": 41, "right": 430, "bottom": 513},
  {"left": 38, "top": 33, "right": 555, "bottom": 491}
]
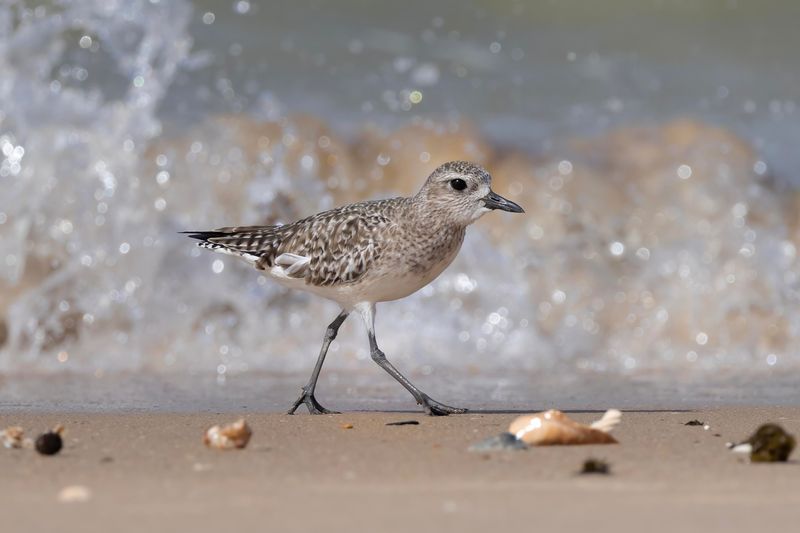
[
  {"left": 357, "top": 303, "right": 466, "bottom": 416},
  {"left": 288, "top": 310, "right": 349, "bottom": 415}
]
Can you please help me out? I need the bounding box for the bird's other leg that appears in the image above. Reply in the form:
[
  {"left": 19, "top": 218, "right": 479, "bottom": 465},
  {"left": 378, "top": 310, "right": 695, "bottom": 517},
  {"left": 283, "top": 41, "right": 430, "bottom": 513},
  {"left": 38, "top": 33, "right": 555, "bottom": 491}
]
[
  {"left": 356, "top": 303, "right": 466, "bottom": 416},
  {"left": 287, "top": 310, "right": 349, "bottom": 415}
]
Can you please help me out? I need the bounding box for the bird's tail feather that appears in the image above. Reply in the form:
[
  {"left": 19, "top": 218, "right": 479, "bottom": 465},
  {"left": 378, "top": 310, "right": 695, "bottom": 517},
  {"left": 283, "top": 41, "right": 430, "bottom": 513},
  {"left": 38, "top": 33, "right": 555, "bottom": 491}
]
[
  {"left": 180, "top": 231, "right": 231, "bottom": 242},
  {"left": 180, "top": 227, "right": 281, "bottom": 260}
]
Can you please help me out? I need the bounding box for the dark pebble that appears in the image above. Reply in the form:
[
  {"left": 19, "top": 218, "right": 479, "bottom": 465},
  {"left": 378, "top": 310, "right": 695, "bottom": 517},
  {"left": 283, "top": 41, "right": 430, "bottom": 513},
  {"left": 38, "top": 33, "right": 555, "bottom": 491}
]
[
  {"left": 749, "top": 423, "right": 795, "bottom": 463},
  {"left": 684, "top": 419, "right": 704, "bottom": 426},
  {"left": 35, "top": 432, "right": 63, "bottom": 456},
  {"left": 580, "top": 458, "right": 611, "bottom": 475},
  {"left": 386, "top": 420, "right": 420, "bottom": 426}
]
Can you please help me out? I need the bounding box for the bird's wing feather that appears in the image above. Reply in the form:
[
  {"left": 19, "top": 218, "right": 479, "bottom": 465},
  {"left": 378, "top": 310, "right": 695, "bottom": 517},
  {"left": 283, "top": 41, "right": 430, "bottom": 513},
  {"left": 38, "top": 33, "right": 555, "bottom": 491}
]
[
  {"left": 184, "top": 198, "right": 403, "bottom": 286},
  {"left": 278, "top": 204, "right": 395, "bottom": 286},
  {"left": 274, "top": 253, "right": 311, "bottom": 278}
]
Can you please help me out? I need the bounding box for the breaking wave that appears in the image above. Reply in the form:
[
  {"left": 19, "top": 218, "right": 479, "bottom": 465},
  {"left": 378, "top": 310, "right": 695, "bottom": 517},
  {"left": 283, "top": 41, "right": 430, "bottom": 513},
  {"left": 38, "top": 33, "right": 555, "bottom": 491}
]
[{"left": 1, "top": 0, "right": 799, "bottom": 383}]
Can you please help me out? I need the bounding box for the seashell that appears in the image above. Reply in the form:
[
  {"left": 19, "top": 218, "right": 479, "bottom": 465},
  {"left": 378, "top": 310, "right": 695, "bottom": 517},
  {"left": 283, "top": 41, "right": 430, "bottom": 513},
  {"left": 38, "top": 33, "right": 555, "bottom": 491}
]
[
  {"left": 203, "top": 418, "right": 252, "bottom": 450},
  {"left": 1, "top": 426, "right": 25, "bottom": 449},
  {"left": 509, "top": 409, "right": 621, "bottom": 446},
  {"left": 728, "top": 423, "right": 795, "bottom": 462},
  {"left": 58, "top": 485, "right": 92, "bottom": 503}
]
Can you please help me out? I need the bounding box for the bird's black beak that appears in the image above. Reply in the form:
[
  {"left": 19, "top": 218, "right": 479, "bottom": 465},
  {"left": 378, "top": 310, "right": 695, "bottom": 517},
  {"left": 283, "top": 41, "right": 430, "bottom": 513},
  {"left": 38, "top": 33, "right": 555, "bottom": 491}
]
[{"left": 483, "top": 190, "right": 524, "bottom": 213}]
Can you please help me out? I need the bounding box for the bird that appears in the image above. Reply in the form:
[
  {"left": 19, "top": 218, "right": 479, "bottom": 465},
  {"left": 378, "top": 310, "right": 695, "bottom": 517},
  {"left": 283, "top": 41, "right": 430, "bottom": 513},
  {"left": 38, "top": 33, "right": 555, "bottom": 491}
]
[{"left": 183, "top": 161, "right": 524, "bottom": 416}]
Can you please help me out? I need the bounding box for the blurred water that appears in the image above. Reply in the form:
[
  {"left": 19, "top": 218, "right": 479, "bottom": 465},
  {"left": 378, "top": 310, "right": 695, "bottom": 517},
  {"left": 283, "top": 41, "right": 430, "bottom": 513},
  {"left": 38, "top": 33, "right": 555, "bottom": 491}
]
[{"left": 1, "top": 0, "right": 799, "bottom": 394}]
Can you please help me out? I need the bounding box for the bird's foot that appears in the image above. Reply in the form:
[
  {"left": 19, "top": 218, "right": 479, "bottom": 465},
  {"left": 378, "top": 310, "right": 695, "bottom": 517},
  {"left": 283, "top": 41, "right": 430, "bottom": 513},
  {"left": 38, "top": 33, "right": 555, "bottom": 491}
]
[
  {"left": 418, "top": 394, "right": 467, "bottom": 416},
  {"left": 287, "top": 388, "right": 339, "bottom": 415}
]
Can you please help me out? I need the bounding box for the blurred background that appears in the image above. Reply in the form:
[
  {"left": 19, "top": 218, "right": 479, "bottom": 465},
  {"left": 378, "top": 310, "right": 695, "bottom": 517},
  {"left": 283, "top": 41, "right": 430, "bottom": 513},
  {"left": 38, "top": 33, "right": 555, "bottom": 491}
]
[{"left": 1, "top": 0, "right": 799, "bottom": 406}]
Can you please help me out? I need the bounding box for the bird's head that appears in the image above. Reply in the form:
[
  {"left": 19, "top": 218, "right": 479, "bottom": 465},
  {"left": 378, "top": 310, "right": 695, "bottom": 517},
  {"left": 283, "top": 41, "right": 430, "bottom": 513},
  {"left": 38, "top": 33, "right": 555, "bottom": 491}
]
[{"left": 415, "top": 161, "right": 524, "bottom": 226}]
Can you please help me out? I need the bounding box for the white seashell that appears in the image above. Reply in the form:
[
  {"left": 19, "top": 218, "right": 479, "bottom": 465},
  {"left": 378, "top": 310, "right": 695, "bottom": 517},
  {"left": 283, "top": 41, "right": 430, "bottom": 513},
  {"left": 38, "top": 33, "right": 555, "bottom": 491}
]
[
  {"left": 203, "top": 418, "right": 252, "bottom": 450},
  {"left": 1, "top": 426, "right": 25, "bottom": 449},
  {"left": 590, "top": 409, "right": 622, "bottom": 433},
  {"left": 509, "top": 409, "right": 621, "bottom": 446},
  {"left": 58, "top": 485, "right": 92, "bottom": 503},
  {"left": 728, "top": 442, "right": 753, "bottom": 454}
]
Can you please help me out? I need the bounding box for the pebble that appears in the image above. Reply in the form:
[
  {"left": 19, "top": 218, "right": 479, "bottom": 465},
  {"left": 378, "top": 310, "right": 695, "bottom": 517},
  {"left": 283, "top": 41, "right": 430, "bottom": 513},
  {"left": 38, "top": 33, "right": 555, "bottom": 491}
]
[
  {"left": 386, "top": 420, "right": 419, "bottom": 426},
  {"left": 468, "top": 432, "right": 527, "bottom": 452},
  {"left": 35, "top": 431, "right": 63, "bottom": 456},
  {"left": 580, "top": 458, "right": 611, "bottom": 475},
  {"left": 747, "top": 423, "right": 795, "bottom": 462}
]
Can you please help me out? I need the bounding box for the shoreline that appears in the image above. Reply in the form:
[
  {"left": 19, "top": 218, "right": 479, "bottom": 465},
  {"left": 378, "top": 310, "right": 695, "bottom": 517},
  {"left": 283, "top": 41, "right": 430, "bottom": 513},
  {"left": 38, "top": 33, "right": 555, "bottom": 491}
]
[{"left": 2, "top": 369, "right": 799, "bottom": 413}]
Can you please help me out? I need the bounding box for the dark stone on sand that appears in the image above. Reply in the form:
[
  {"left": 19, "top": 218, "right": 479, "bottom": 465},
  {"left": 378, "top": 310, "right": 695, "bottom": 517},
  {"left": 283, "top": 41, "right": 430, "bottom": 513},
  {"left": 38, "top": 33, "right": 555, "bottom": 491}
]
[
  {"left": 685, "top": 419, "right": 705, "bottom": 426},
  {"left": 580, "top": 458, "right": 611, "bottom": 475},
  {"left": 35, "top": 431, "right": 63, "bottom": 456},
  {"left": 386, "top": 420, "right": 419, "bottom": 426},
  {"left": 468, "top": 432, "right": 527, "bottom": 452},
  {"left": 748, "top": 423, "right": 795, "bottom": 463}
]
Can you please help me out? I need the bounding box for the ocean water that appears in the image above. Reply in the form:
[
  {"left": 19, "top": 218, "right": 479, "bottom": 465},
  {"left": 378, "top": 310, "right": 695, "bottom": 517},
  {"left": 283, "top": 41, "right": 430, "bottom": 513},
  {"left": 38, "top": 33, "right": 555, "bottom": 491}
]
[{"left": 1, "top": 0, "right": 799, "bottom": 399}]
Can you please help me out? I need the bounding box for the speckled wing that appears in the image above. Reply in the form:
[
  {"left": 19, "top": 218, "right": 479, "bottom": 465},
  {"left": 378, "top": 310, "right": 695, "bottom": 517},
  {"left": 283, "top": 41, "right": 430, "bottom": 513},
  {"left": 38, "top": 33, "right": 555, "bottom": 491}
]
[
  {"left": 184, "top": 199, "right": 400, "bottom": 287},
  {"left": 277, "top": 202, "right": 395, "bottom": 287}
]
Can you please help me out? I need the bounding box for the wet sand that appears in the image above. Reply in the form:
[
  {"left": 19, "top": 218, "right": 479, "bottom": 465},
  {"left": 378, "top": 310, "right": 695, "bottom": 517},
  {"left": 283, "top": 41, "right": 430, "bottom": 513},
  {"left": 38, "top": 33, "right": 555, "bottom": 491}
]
[{"left": 2, "top": 407, "right": 799, "bottom": 532}]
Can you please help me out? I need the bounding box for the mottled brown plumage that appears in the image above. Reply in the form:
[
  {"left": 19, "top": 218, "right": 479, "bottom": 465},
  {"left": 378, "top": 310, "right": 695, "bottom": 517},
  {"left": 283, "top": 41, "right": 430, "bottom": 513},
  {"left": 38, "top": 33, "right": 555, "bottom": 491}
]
[
  {"left": 197, "top": 198, "right": 401, "bottom": 287},
  {"left": 184, "top": 161, "right": 523, "bottom": 416}
]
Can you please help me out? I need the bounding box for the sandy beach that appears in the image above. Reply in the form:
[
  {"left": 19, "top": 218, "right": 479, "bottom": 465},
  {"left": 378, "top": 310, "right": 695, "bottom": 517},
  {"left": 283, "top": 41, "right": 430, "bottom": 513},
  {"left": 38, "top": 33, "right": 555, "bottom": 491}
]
[{"left": 2, "top": 406, "right": 799, "bottom": 532}]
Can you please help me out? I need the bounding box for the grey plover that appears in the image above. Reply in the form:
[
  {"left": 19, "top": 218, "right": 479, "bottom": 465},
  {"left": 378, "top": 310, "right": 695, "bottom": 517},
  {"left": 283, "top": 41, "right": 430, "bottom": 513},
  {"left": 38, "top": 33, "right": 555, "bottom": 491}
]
[{"left": 184, "top": 161, "right": 523, "bottom": 415}]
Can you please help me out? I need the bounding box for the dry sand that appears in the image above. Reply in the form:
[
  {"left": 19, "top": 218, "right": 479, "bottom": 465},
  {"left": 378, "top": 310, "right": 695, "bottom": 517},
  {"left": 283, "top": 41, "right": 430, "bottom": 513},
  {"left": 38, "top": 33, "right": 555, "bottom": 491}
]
[{"left": 2, "top": 407, "right": 799, "bottom": 532}]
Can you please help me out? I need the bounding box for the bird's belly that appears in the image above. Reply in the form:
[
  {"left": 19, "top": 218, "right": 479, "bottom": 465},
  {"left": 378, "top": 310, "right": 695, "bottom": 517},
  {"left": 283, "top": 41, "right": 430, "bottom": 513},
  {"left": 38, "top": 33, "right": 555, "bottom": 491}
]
[
  {"left": 266, "top": 232, "right": 463, "bottom": 308},
  {"left": 266, "top": 271, "right": 416, "bottom": 307},
  {"left": 364, "top": 272, "right": 435, "bottom": 302},
  {"left": 363, "top": 243, "right": 461, "bottom": 303}
]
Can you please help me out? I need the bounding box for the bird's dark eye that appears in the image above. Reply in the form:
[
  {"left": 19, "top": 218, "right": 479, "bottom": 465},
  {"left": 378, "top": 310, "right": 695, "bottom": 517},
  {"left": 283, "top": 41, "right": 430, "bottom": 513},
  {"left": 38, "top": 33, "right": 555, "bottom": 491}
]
[{"left": 450, "top": 178, "right": 467, "bottom": 191}]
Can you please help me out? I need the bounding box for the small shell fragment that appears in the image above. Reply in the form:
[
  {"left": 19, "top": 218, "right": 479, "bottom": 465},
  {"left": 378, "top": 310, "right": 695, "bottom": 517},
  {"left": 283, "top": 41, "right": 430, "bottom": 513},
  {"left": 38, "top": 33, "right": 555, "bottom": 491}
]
[
  {"left": 1, "top": 426, "right": 25, "bottom": 449},
  {"left": 729, "top": 423, "right": 795, "bottom": 463},
  {"left": 203, "top": 418, "right": 252, "bottom": 450},
  {"left": 58, "top": 485, "right": 92, "bottom": 503},
  {"left": 509, "top": 409, "right": 621, "bottom": 446}
]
